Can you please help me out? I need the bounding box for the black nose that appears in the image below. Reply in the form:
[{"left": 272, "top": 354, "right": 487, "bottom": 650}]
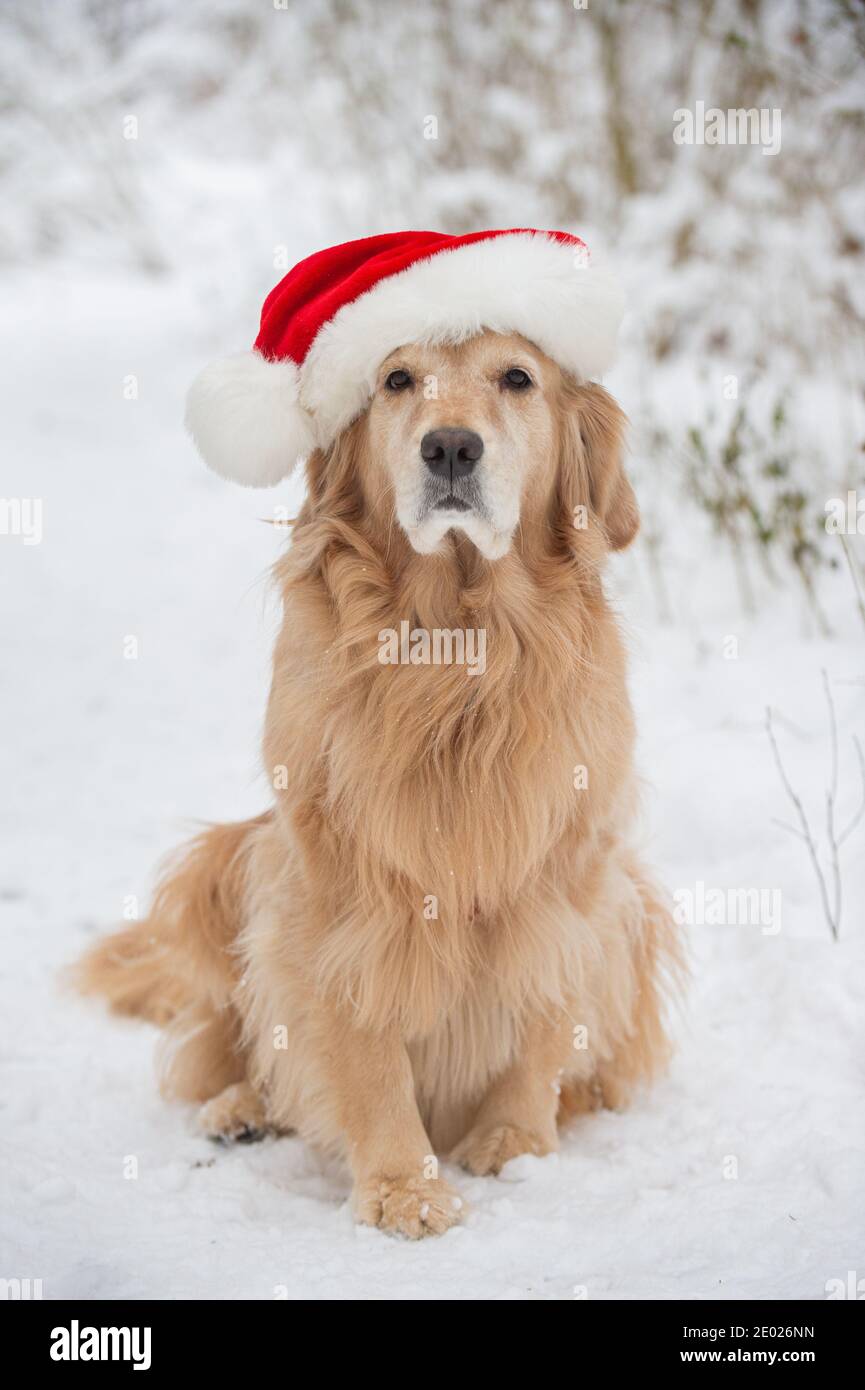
[{"left": 420, "top": 427, "right": 484, "bottom": 479}]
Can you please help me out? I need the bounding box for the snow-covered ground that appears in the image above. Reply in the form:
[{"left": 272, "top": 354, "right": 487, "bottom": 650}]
[{"left": 1, "top": 266, "right": 862, "bottom": 1301}]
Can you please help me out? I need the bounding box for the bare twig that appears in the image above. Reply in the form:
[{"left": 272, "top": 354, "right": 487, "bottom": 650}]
[
  {"left": 823, "top": 669, "right": 842, "bottom": 930},
  {"left": 765, "top": 705, "right": 837, "bottom": 940},
  {"left": 770, "top": 817, "right": 808, "bottom": 843},
  {"left": 838, "top": 533, "right": 865, "bottom": 633},
  {"left": 766, "top": 675, "right": 865, "bottom": 941}
]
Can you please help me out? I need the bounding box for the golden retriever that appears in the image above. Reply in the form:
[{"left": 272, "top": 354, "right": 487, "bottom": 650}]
[{"left": 76, "top": 329, "right": 681, "bottom": 1238}]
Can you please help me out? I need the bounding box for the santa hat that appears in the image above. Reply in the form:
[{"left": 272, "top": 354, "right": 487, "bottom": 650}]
[{"left": 186, "top": 228, "right": 625, "bottom": 487}]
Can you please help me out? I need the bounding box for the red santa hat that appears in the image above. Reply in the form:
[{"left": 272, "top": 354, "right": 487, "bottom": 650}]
[{"left": 186, "top": 228, "right": 625, "bottom": 487}]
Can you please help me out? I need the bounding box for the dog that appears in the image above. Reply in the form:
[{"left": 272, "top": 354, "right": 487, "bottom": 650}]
[{"left": 76, "top": 231, "right": 682, "bottom": 1238}]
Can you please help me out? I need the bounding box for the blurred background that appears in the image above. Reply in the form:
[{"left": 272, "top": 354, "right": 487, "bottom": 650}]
[
  {"left": 2, "top": 0, "right": 864, "bottom": 1300},
  {"left": 3, "top": 0, "right": 864, "bottom": 620}
]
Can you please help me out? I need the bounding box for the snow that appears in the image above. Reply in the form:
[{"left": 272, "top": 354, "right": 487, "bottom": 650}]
[
  {"left": 1, "top": 0, "right": 864, "bottom": 1302},
  {"left": 1, "top": 266, "right": 862, "bottom": 1301}
]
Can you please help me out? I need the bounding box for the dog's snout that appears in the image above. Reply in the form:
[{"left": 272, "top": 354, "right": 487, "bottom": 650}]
[{"left": 420, "top": 427, "right": 484, "bottom": 479}]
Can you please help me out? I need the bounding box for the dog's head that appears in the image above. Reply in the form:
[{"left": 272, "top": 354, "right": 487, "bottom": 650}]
[{"left": 337, "top": 330, "right": 638, "bottom": 562}]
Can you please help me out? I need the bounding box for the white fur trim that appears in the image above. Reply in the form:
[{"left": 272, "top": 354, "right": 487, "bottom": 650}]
[
  {"left": 185, "top": 352, "right": 315, "bottom": 486},
  {"left": 300, "top": 232, "right": 625, "bottom": 444}
]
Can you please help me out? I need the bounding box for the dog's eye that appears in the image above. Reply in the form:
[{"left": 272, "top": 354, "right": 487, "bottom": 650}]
[
  {"left": 385, "top": 369, "right": 413, "bottom": 392},
  {"left": 501, "top": 367, "right": 533, "bottom": 391}
]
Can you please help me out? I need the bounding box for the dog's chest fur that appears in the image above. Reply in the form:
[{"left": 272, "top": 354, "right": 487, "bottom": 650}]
[{"left": 261, "top": 547, "right": 635, "bottom": 1044}]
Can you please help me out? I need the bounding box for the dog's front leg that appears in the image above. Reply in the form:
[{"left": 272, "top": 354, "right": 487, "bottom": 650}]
[
  {"left": 319, "top": 1007, "right": 463, "bottom": 1238},
  {"left": 452, "top": 1009, "right": 575, "bottom": 1176}
]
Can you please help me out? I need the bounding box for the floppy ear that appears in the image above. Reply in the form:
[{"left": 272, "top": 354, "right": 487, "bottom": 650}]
[{"left": 562, "top": 381, "right": 639, "bottom": 552}]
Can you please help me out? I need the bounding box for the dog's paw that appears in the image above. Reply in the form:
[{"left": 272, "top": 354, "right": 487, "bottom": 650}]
[
  {"left": 452, "top": 1122, "right": 555, "bottom": 1176},
  {"left": 354, "top": 1174, "right": 463, "bottom": 1239},
  {"left": 197, "top": 1082, "right": 268, "bottom": 1143}
]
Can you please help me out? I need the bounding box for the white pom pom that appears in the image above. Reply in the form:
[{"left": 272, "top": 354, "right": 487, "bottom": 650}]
[{"left": 185, "top": 351, "right": 316, "bottom": 487}]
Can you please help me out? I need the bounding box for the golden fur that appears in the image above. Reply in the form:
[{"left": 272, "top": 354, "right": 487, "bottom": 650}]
[{"left": 75, "top": 332, "right": 682, "bottom": 1238}]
